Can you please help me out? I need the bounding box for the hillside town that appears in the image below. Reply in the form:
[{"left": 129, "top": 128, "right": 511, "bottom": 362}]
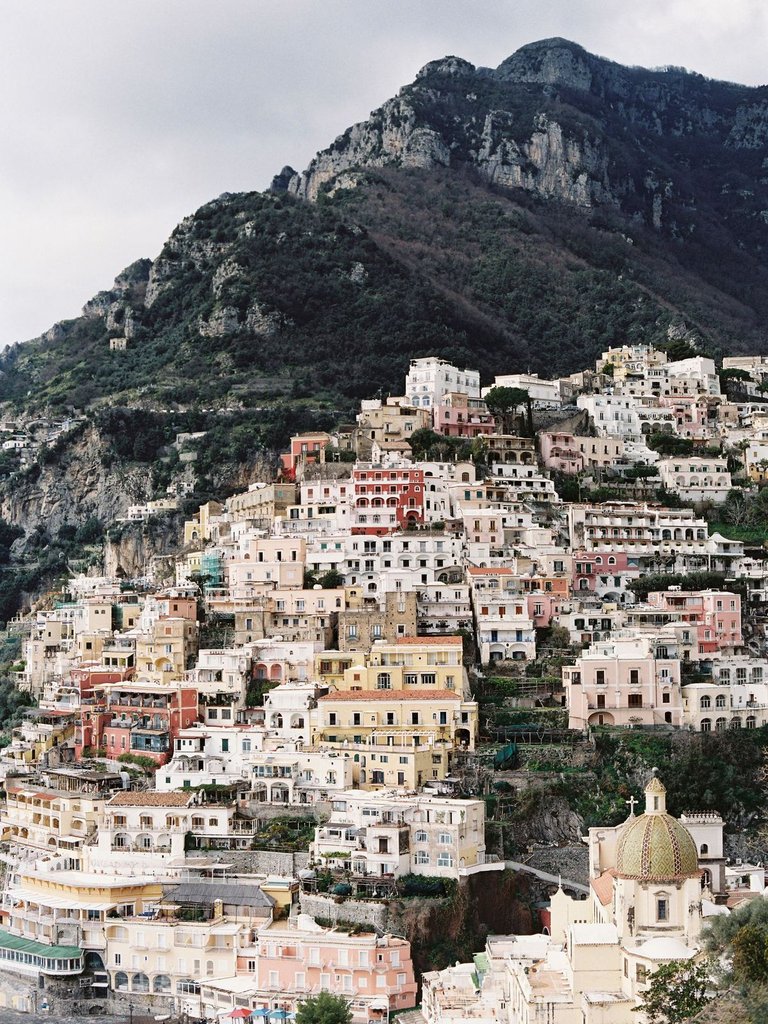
[{"left": 2, "top": 344, "right": 768, "bottom": 1021}]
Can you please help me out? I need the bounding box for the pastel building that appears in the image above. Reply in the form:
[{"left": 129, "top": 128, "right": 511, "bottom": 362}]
[
  {"left": 645, "top": 589, "right": 742, "bottom": 656},
  {"left": 468, "top": 568, "right": 537, "bottom": 663},
  {"left": 312, "top": 689, "right": 477, "bottom": 755},
  {"left": 312, "top": 790, "right": 489, "bottom": 879},
  {"left": 247, "top": 917, "right": 416, "bottom": 1022},
  {"left": 539, "top": 431, "right": 624, "bottom": 474},
  {"left": 657, "top": 456, "right": 732, "bottom": 505},
  {"left": 433, "top": 393, "right": 494, "bottom": 438},
  {"left": 563, "top": 634, "right": 683, "bottom": 730}
]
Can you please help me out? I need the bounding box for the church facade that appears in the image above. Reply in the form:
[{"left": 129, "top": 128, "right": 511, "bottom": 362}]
[{"left": 422, "top": 772, "right": 722, "bottom": 1024}]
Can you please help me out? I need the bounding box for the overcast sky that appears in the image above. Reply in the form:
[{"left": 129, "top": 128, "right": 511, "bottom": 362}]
[{"left": 2, "top": 0, "right": 767, "bottom": 348}]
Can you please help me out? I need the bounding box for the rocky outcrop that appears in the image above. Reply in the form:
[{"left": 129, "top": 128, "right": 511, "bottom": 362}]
[
  {"left": 494, "top": 38, "right": 595, "bottom": 91},
  {"left": 287, "top": 93, "right": 451, "bottom": 201},
  {"left": 103, "top": 517, "right": 183, "bottom": 580},
  {"left": 0, "top": 426, "right": 150, "bottom": 536},
  {"left": 278, "top": 36, "right": 768, "bottom": 230},
  {"left": 476, "top": 114, "right": 615, "bottom": 208}
]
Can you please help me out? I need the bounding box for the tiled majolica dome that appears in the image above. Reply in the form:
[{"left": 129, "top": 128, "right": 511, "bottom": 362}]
[{"left": 615, "top": 772, "right": 699, "bottom": 882}]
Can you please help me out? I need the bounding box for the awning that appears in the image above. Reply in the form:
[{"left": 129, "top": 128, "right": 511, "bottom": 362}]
[{"left": 9, "top": 887, "right": 117, "bottom": 911}]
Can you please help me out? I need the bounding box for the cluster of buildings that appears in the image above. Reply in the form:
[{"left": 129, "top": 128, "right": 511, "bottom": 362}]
[
  {"left": 421, "top": 773, "right": 740, "bottom": 1024},
  {"left": 2, "top": 349, "right": 768, "bottom": 1017}
]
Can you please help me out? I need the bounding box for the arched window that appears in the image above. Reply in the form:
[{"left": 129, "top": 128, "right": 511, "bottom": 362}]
[
  {"left": 132, "top": 973, "right": 150, "bottom": 993},
  {"left": 715, "top": 717, "right": 727, "bottom": 732},
  {"left": 153, "top": 975, "right": 171, "bottom": 994},
  {"left": 415, "top": 830, "right": 428, "bottom": 843},
  {"left": 700, "top": 844, "right": 709, "bottom": 855},
  {"left": 700, "top": 695, "right": 711, "bottom": 709},
  {"left": 715, "top": 694, "right": 727, "bottom": 708},
  {"left": 730, "top": 718, "right": 741, "bottom": 729},
  {"left": 114, "top": 972, "right": 129, "bottom": 992},
  {"left": 747, "top": 716, "right": 757, "bottom": 729},
  {"left": 376, "top": 673, "right": 391, "bottom": 690},
  {"left": 700, "top": 718, "right": 711, "bottom": 732}
]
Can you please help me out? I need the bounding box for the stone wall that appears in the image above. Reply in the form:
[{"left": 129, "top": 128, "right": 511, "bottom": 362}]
[
  {"left": 299, "top": 892, "right": 387, "bottom": 932},
  {"left": 187, "top": 849, "right": 310, "bottom": 875}
]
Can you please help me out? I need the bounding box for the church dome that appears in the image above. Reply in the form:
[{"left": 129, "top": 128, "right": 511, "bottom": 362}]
[{"left": 615, "top": 772, "right": 699, "bottom": 882}]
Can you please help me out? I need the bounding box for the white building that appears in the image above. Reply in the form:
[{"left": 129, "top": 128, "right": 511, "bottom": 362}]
[
  {"left": 405, "top": 357, "right": 480, "bottom": 408},
  {"left": 657, "top": 456, "right": 732, "bottom": 505},
  {"left": 312, "top": 789, "right": 492, "bottom": 880}
]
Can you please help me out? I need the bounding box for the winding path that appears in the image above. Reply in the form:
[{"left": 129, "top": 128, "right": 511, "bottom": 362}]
[{"left": 504, "top": 859, "right": 590, "bottom": 895}]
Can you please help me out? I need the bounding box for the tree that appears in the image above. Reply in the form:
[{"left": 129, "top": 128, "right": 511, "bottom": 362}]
[
  {"left": 647, "top": 432, "right": 694, "bottom": 456},
  {"left": 295, "top": 992, "right": 352, "bottom": 1024},
  {"left": 484, "top": 386, "right": 532, "bottom": 435},
  {"left": 732, "top": 923, "right": 768, "bottom": 987},
  {"left": 319, "top": 569, "right": 344, "bottom": 589},
  {"left": 635, "top": 958, "right": 712, "bottom": 1024}
]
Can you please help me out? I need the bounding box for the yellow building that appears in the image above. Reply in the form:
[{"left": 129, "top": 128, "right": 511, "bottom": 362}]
[
  {"left": 341, "top": 636, "right": 468, "bottom": 695},
  {"left": 135, "top": 616, "right": 198, "bottom": 683},
  {"left": 312, "top": 689, "right": 476, "bottom": 751},
  {"left": 183, "top": 500, "right": 225, "bottom": 546},
  {"left": 2, "top": 709, "right": 76, "bottom": 770},
  {"left": 2, "top": 866, "right": 162, "bottom": 982},
  {"left": 2, "top": 768, "right": 121, "bottom": 863},
  {"left": 106, "top": 878, "right": 276, "bottom": 1006},
  {"left": 314, "top": 651, "right": 355, "bottom": 689},
  {"left": 320, "top": 735, "right": 452, "bottom": 789}
]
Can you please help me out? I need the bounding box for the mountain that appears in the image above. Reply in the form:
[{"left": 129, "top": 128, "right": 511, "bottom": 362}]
[
  {"left": 3, "top": 38, "right": 768, "bottom": 428},
  {"left": 0, "top": 34, "right": 764, "bottom": 558}
]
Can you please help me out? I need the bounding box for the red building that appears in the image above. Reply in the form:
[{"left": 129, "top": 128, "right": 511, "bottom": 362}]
[
  {"left": 351, "top": 464, "right": 425, "bottom": 536},
  {"left": 279, "top": 432, "right": 331, "bottom": 481},
  {"left": 75, "top": 681, "right": 199, "bottom": 766}
]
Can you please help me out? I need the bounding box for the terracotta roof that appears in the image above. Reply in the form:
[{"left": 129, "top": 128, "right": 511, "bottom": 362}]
[
  {"left": 396, "top": 636, "right": 462, "bottom": 645},
  {"left": 320, "top": 689, "right": 461, "bottom": 702},
  {"left": 467, "top": 567, "right": 513, "bottom": 575},
  {"left": 590, "top": 869, "right": 616, "bottom": 907},
  {"left": 107, "top": 791, "right": 194, "bottom": 807}
]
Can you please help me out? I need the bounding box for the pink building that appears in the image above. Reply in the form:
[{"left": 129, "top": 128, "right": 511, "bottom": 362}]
[
  {"left": 280, "top": 432, "right": 332, "bottom": 481},
  {"left": 539, "top": 432, "right": 624, "bottom": 474},
  {"left": 646, "top": 589, "right": 742, "bottom": 655},
  {"left": 526, "top": 592, "right": 566, "bottom": 628},
  {"left": 572, "top": 549, "right": 639, "bottom": 603},
  {"left": 538, "top": 431, "right": 583, "bottom": 474},
  {"left": 433, "top": 393, "right": 494, "bottom": 438},
  {"left": 658, "top": 394, "right": 718, "bottom": 441},
  {"left": 239, "top": 916, "right": 417, "bottom": 1022},
  {"left": 563, "top": 634, "right": 683, "bottom": 730}
]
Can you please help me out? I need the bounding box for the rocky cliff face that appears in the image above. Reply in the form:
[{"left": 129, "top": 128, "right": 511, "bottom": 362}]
[
  {"left": 283, "top": 37, "right": 768, "bottom": 235},
  {"left": 103, "top": 517, "right": 184, "bottom": 581},
  {"left": 0, "top": 426, "right": 151, "bottom": 537}
]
